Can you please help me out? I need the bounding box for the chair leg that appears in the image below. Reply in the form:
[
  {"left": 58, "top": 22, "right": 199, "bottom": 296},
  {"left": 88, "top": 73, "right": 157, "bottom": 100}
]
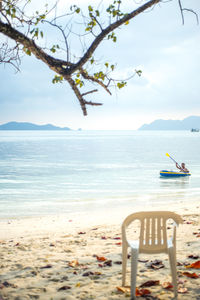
[
  {"left": 168, "top": 247, "right": 178, "bottom": 298},
  {"left": 131, "top": 248, "right": 139, "bottom": 300},
  {"left": 122, "top": 244, "right": 128, "bottom": 286}
]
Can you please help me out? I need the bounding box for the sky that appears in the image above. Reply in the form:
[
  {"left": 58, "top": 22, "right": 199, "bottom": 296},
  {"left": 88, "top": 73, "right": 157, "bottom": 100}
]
[{"left": 0, "top": 0, "right": 200, "bottom": 130}]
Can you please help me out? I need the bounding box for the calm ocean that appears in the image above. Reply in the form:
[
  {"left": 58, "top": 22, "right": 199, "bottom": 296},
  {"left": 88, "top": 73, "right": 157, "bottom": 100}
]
[{"left": 0, "top": 130, "right": 199, "bottom": 218}]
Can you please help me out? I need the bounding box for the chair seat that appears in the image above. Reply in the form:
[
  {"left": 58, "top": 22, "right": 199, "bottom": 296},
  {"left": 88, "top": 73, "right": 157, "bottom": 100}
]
[
  {"left": 127, "top": 238, "right": 173, "bottom": 251},
  {"left": 127, "top": 240, "right": 139, "bottom": 249}
]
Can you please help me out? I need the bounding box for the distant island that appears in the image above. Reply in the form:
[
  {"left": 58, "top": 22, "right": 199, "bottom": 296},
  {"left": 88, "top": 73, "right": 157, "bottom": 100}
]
[
  {"left": 0, "top": 122, "right": 71, "bottom": 131},
  {"left": 138, "top": 116, "right": 200, "bottom": 131}
]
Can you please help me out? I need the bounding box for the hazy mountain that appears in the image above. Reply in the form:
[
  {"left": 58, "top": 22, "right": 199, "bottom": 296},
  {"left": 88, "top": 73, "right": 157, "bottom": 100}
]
[
  {"left": 0, "top": 122, "right": 71, "bottom": 130},
  {"left": 138, "top": 116, "right": 200, "bottom": 130}
]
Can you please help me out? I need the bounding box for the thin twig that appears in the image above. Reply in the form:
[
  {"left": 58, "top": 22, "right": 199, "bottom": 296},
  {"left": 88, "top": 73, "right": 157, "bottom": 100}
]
[{"left": 81, "top": 89, "right": 98, "bottom": 96}]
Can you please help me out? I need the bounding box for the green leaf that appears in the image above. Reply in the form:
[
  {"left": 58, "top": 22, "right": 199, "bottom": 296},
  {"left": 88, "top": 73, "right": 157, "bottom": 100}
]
[
  {"left": 23, "top": 47, "right": 31, "bottom": 56},
  {"left": 108, "top": 32, "right": 117, "bottom": 43},
  {"left": 50, "top": 47, "right": 56, "bottom": 53},
  {"left": 52, "top": 75, "right": 63, "bottom": 84},
  {"left": 11, "top": 8, "right": 16, "bottom": 18},
  {"left": 75, "top": 78, "right": 81, "bottom": 84},
  {"left": 50, "top": 45, "right": 59, "bottom": 53},
  {"left": 34, "top": 28, "right": 39, "bottom": 37},
  {"left": 117, "top": 81, "right": 127, "bottom": 89},
  {"left": 135, "top": 69, "right": 142, "bottom": 77},
  {"left": 30, "top": 28, "right": 42, "bottom": 39},
  {"left": 75, "top": 78, "right": 84, "bottom": 87},
  {"left": 111, "top": 65, "right": 115, "bottom": 71},
  {"left": 94, "top": 71, "right": 105, "bottom": 81}
]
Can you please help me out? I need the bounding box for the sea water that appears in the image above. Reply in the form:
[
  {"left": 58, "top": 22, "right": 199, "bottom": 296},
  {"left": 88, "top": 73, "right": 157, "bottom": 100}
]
[{"left": 0, "top": 130, "right": 199, "bottom": 218}]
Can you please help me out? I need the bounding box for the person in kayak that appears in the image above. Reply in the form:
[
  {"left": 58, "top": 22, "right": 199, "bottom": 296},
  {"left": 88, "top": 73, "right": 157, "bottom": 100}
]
[{"left": 176, "top": 163, "right": 189, "bottom": 173}]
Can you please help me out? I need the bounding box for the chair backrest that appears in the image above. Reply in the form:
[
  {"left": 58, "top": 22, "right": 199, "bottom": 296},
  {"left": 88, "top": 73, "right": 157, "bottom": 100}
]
[{"left": 122, "top": 211, "right": 183, "bottom": 254}]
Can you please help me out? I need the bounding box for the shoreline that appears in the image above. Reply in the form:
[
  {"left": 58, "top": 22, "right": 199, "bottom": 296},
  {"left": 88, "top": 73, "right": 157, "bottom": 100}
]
[
  {"left": 1, "top": 198, "right": 200, "bottom": 240},
  {"left": 0, "top": 200, "right": 200, "bottom": 299}
]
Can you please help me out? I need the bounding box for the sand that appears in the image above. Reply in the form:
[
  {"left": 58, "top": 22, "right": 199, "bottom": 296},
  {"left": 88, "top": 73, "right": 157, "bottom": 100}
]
[{"left": 0, "top": 200, "right": 200, "bottom": 300}]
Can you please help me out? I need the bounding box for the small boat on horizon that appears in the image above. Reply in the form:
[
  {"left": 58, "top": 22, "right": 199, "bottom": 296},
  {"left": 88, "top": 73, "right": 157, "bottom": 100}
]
[{"left": 191, "top": 128, "right": 199, "bottom": 132}]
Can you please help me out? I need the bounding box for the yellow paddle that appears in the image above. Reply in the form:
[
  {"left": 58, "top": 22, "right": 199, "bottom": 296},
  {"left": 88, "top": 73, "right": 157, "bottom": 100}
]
[{"left": 166, "top": 153, "right": 181, "bottom": 168}]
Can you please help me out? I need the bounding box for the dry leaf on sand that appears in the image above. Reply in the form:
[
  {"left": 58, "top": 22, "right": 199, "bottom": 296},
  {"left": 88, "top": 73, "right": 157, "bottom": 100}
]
[
  {"left": 182, "top": 271, "right": 199, "bottom": 279},
  {"left": 96, "top": 255, "right": 107, "bottom": 262},
  {"left": 68, "top": 260, "right": 79, "bottom": 267},
  {"left": 140, "top": 280, "right": 160, "bottom": 287},
  {"left": 178, "top": 287, "right": 188, "bottom": 294},
  {"left": 162, "top": 282, "right": 173, "bottom": 289},
  {"left": 116, "top": 286, "right": 130, "bottom": 294},
  {"left": 185, "top": 260, "right": 200, "bottom": 269}
]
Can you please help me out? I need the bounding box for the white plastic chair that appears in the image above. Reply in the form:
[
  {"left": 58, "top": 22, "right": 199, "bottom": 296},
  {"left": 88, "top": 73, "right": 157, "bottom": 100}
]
[{"left": 122, "top": 211, "right": 183, "bottom": 299}]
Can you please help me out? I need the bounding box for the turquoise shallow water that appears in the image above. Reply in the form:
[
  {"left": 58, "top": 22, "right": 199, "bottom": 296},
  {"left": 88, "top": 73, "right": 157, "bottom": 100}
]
[{"left": 0, "top": 130, "right": 199, "bottom": 218}]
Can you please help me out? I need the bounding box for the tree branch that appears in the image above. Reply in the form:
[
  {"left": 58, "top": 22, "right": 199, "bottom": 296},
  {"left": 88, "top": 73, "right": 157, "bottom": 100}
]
[
  {"left": 0, "top": 20, "right": 74, "bottom": 73},
  {"left": 80, "top": 68, "right": 112, "bottom": 95},
  {"left": 178, "top": 0, "right": 184, "bottom": 25},
  {"left": 182, "top": 8, "right": 199, "bottom": 25},
  {"left": 178, "top": 0, "right": 199, "bottom": 25},
  {"left": 44, "top": 20, "right": 70, "bottom": 62},
  {"left": 81, "top": 89, "right": 98, "bottom": 96},
  {"left": 84, "top": 100, "right": 103, "bottom": 106},
  {"left": 66, "top": 76, "right": 102, "bottom": 115},
  {"left": 66, "top": 76, "right": 87, "bottom": 115},
  {"left": 72, "top": 0, "right": 161, "bottom": 72}
]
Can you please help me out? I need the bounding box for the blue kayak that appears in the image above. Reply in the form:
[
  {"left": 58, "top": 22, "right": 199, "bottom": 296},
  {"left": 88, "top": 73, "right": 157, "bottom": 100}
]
[{"left": 160, "top": 170, "right": 191, "bottom": 177}]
